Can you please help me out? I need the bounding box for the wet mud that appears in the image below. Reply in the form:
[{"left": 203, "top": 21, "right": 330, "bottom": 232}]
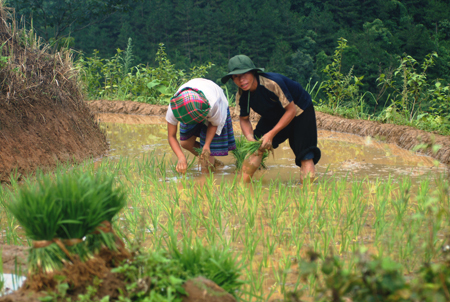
[
  {"left": 88, "top": 100, "right": 450, "bottom": 167},
  {"left": 0, "top": 244, "right": 28, "bottom": 274},
  {"left": 95, "top": 112, "right": 445, "bottom": 186}
]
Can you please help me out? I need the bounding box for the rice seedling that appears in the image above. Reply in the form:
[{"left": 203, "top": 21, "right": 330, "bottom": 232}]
[
  {"left": 5, "top": 176, "right": 67, "bottom": 274},
  {"left": 1, "top": 152, "right": 449, "bottom": 301},
  {"left": 4, "top": 170, "right": 126, "bottom": 274},
  {"left": 231, "top": 136, "right": 270, "bottom": 171}
]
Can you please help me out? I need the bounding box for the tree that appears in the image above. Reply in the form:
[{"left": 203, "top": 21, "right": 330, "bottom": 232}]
[
  {"left": 285, "top": 50, "right": 315, "bottom": 86},
  {"left": 6, "top": 0, "right": 134, "bottom": 41}
]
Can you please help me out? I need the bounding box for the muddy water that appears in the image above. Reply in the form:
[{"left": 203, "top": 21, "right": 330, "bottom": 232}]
[
  {"left": 97, "top": 113, "right": 446, "bottom": 182},
  {"left": 96, "top": 113, "right": 448, "bottom": 301}
]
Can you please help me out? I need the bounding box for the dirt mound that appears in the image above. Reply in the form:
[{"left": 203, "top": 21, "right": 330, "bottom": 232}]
[
  {"left": 0, "top": 5, "right": 108, "bottom": 183},
  {"left": 88, "top": 100, "right": 168, "bottom": 116},
  {"left": 0, "top": 247, "right": 129, "bottom": 302},
  {"left": 87, "top": 100, "right": 450, "bottom": 166},
  {"left": 0, "top": 244, "right": 235, "bottom": 302}
]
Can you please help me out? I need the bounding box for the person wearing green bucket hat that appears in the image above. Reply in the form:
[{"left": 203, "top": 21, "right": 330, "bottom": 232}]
[
  {"left": 221, "top": 55, "right": 265, "bottom": 84},
  {"left": 222, "top": 55, "right": 321, "bottom": 184},
  {"left": 166, "top": 78, "right": 236, "bottom": 174}
]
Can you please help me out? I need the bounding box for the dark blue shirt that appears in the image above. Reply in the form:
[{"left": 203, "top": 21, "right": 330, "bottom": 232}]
[{"left": 236, "top": 72, "right": 312, "bottom": 122}]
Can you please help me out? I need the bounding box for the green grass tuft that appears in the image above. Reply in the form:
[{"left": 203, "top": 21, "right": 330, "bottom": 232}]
[{"left": 4, "top": 171, "right": 126, "bottom": 273}]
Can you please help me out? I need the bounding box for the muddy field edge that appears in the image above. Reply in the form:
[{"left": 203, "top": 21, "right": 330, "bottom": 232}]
[{"left": 87, "top": 100, "right": 450, "bottom": 167}]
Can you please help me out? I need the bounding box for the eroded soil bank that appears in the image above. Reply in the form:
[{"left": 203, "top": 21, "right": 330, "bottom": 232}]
[
  {"left": 0, "top": 3, "right": 108, "bottom": 183},
  {"left": 88, "top": 100, "right": 450, "bottom": 166},
  {"left": 0, "top": 98, "right": 108, "bottom": 183}
]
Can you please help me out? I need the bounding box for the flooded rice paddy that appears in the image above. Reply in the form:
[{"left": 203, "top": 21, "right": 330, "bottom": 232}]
[
  {"left": 98, "top": 113, "right": 445, "bottom": 183},
  {"left": 93, "top": 113, "right": 449, "bottom": 301},
  {"left": 1, "top": 113, "right": 448, "bottom": 301}
]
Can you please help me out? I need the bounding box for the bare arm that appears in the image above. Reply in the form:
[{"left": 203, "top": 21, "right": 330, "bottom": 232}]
[
  {"left": 239, "top": 116, "right": 256, "bottom": 141},
  {"left": 203, "top": 124, "right": 218, "bottom": 152},
  {"left": 167, "top": 122, "right": 187, "bottom": 173}
]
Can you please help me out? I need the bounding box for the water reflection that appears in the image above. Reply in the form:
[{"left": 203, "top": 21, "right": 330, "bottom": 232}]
[{"left": 97, "top": 113, "right": 445, "bottom": 183}]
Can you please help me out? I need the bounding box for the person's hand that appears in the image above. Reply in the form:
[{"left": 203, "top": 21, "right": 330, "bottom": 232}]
[
  {"left": 201, "top": 145, "right": 211, "bottom": 157},
  {"left": 176, "top": 157, "right": 188, "bottom": 174},
  {"left": 259, "top": 133, "right": 274, "bottom": 152},
  {"left": 245, "top": 134, "right": 257, "bottom": 142},
  {"left": 200, "top": 145, "right": 211, "bottom": 162}
]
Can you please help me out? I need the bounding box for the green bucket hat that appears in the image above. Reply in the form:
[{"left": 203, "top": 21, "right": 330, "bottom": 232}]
[{"left": 221, "top": 55, "right": 265, "bottom": 84}]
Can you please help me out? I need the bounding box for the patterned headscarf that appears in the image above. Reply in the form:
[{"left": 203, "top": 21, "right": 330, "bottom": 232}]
[{"left": 170, "top": 88, "right": 210, "bottom": 124}]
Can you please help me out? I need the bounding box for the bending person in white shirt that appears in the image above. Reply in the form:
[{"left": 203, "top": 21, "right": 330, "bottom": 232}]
[{"left": 166, "top": 78, "right": 236, "bottom": 173}]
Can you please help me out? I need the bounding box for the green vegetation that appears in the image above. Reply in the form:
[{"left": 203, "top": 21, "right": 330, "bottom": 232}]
[
  {"left": 76, "top": 41, "right": 213, "bottom": 104},
  {"left": 113, "top": 242, "right": 243, "bottom": 301},
  {"left": 292, "top": 248, "right": 450, "bottom": 301},
  {"left": 1, "top": 155, "right": 449, "bottom": 301},
  {"left": 231, "top": 136, "right": 270, "bottom": 170},
  {"left": 311, "top": 38, "right": 450, "bottom": 135},
  {"left": 6, "top": 0, "right": 133, "bottom": 41},
  {"left": 11, "top": 0, "right": 450, "bottom": 108},
  {"left": 15, "top": 0, "right": 437, "bottom": 134},
  {"left": 11, "top": 0, "right": 449, "bottom": 134},
  {"left": 3, "top": 171, "right": 126, "bottom": 274},
  {"left": 74, "top": 35, "right": 450, "bottom": 134}
]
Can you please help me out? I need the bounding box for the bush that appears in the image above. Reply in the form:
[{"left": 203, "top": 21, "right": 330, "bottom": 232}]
[
  {"left": 112, "top": 241, "right": 244, "bottom": 301},
  {"left": 288, "top": 247, "right": 450, "bottom": 302},
  {"left": 77, "top": 40, "right": 213, "bottom": 104}
]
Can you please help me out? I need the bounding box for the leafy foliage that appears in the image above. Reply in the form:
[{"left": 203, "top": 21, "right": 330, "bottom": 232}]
[
  {"left": 112, "top": 242, "right": 244, "bottom": 301},
  {"left": 77, "top": 42, "right": 213, "bottom": 104},
  {"left": 8, "top": 0, "right": 450, "bottom": 132},
  {"left": 321, "top": 38, "right": 364, "bottom": 112},
  {"left": 290, "top": 247, "right": 450, "bottom": 302},
  {"left": 6, "top": 0, "right": 134, "bottom": 41}
]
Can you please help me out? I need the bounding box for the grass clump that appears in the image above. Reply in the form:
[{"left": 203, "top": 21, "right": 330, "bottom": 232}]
[
  {"left": 4, "top": 171, "right": 126, "bottom": 274},
  {"left": 169, "top": 240, "right": 244, "bottom": 295},
  {"left": 5, "top": 175, "right": 66, "bottom": 274},
  {"left": 292, "top": 247, "right": 450, "bottom": 302},
  {"left": 112, "top": 242, "right": 243, "bottom": 301}
]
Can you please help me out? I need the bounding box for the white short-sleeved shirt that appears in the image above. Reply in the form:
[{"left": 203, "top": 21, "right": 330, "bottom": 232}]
[{"left": 166, "top": 78, "right": 229, "bottom": 136}]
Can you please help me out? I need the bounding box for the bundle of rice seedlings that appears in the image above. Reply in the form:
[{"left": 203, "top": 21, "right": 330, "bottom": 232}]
[
  {"left": 83, "top": 174, "right": 126, "bottom": 253},
  {"left": 5, "top": 176, "right": 66, "bottom": 274},
  {"left": 231, "top": 136, "right": 270, "bottom": 171},
  {"left": 168, "top": 240, "right": 244, "bottom": 296},
  {"left": 52, "top": 171, "right": 126, "bottom": 256},
  {"left": 5, "top": 171, "right": 126, "bottom": 274}
]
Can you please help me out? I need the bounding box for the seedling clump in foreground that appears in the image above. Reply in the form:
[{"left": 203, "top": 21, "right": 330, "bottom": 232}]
[{"left": 5, "top": 171, "right": 126, "bottom": 275}]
